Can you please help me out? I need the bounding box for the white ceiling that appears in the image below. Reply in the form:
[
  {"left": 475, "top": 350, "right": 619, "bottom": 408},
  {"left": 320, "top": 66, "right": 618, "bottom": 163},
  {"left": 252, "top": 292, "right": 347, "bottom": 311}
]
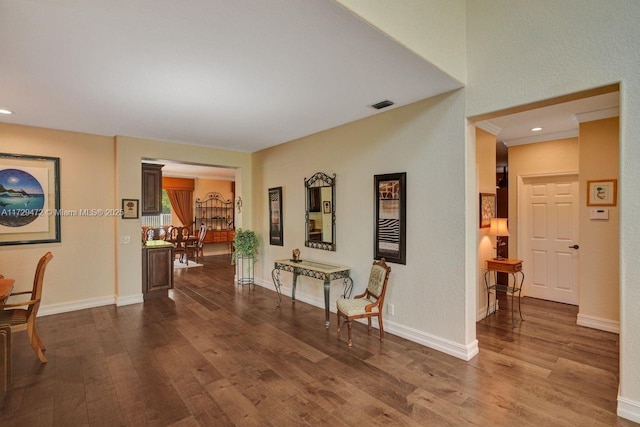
[
  {"left": 0, "top": 0, "right": 462, "bottom": 153},
  {"left": 144, "top": 159, "right": 235, "bottom": 180},
  {"left": 479, "top": 91, "right": 620, "bottom": 147}
]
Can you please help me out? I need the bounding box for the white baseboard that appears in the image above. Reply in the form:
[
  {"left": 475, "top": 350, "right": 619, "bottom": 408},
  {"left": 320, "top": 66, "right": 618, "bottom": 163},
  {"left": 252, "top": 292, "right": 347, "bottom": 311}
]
[
  {"left": 38, "top": 295, "right": 117, "bottom": 317},
  {"left": 476, "top": 300, "right": 499, "bottom": 322},
  {"left": 618, "top": 396, "right": 640, "bottom": 423},
  {"left": 254, "top": 278, "right": 479, "bottom": 361},
  {"left": 577, "top": 313, "right": 620, "bottom": 334},
  {"left": 116, "top": 294, "right": 144, "bottom": 306}
]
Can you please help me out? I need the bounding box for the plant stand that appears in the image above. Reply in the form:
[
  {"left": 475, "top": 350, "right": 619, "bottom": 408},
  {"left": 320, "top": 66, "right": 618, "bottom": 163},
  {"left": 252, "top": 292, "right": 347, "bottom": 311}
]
[{"left": 235, "top": 255, "right": 254, "bottom": 286}]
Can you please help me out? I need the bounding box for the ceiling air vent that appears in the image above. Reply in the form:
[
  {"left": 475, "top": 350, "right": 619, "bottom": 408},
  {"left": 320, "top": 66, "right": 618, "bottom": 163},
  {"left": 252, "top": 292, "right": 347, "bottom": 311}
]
[{"left": 371, "top": 100, "right": 394, "bottom": 110}]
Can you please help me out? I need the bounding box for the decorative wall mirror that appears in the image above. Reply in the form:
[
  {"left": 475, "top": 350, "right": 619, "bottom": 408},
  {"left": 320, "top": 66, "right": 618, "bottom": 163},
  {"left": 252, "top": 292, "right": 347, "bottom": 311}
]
[{"left": 305, "top": 172, "right": 336, "bottom": 251}]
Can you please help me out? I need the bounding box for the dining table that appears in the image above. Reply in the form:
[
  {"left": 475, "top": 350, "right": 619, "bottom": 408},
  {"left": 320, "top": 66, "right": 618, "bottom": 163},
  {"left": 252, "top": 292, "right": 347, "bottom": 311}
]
[{"left": 0, "top": 278, "right": 14, "bottom": 305}]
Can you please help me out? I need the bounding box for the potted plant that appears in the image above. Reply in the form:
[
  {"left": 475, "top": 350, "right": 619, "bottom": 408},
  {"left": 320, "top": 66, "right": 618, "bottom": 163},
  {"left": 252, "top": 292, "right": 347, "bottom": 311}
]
[{"left": 233, "top": 228, "right": 259, "bottom": 285}]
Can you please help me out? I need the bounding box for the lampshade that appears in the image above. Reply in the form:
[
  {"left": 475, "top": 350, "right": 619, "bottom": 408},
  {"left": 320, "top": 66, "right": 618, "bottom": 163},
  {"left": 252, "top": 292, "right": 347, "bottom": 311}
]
[{"left": 489, "top": 218, "right": 510, "bottom": 237}]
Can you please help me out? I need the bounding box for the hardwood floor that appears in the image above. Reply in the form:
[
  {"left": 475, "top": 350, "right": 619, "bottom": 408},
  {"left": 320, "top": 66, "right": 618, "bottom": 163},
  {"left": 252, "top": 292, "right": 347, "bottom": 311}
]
[{"left": 1, "top": 255, "right": 635, "bottom": 426}]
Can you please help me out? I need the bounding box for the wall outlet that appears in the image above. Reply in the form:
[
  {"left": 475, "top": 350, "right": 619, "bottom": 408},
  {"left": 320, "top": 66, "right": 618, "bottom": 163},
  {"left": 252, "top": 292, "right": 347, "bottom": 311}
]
[
  {"left": 387, "top": 303, "right": 394, "bottom": 315},
  {"left": 121, "top": 235, "right": 131, "bottom": 245}
]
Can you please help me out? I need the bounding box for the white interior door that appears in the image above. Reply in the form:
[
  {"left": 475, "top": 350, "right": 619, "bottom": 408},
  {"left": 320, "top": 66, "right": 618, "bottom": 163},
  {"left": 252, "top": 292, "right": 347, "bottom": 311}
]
[{"left": 519, "top": 174, "right": 579, "bottom": 305}]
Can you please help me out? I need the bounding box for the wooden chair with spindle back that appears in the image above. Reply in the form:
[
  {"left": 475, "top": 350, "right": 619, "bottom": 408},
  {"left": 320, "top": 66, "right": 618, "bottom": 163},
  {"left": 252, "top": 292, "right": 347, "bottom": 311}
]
[{"left": 0, "top": 252, "right": 53, "bottom": 363}]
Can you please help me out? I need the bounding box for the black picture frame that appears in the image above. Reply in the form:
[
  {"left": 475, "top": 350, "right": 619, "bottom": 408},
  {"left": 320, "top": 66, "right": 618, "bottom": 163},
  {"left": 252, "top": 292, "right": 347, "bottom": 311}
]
[
  {"left": 374, "top": 172, "right": 406, "bottom": 265},
  {"left": 0, "top": 153, "right": 61, "bottom": 246},
  {"left": 269, "top": 186, "right": 283, "bottom": 246},
  {"left": 122, "top": 198, "right": 139, "bottom": 219}
]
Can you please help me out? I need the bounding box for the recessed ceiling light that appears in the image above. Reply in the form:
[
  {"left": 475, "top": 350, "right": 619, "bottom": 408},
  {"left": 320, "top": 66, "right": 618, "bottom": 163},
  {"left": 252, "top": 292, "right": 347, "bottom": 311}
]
[
  {"left": 531, "top": 127, "right": 542, "bottom": 132},
  {"left": 0, "top": 109, "right": 13, "bottom": 115}
]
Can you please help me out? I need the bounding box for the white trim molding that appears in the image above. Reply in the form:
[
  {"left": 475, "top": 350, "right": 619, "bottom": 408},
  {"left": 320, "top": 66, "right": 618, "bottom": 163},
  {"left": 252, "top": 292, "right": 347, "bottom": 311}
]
[
  {"left": 475, "top": 120, "right": 502, "bottom": 135},
  {"left": 504, "top": 129, "right": 579, "bottom": 147},
  {"left": 577, "top": 313, "right": 620, "bottom": 334},
  {"left": 38, "top": 295, "right": 117, "bottom": 317},
  {"left": 117, "top": 294, "right": 144, "bottom": 306},
  {"left": 574, "top": 107, "right": 619, "bottom": 123},
  {"left": 255, "top": 278, "right": 479, "bottom": 361},
  {"left": 618, "top": 396, "right": 640, "bottom": 423}
]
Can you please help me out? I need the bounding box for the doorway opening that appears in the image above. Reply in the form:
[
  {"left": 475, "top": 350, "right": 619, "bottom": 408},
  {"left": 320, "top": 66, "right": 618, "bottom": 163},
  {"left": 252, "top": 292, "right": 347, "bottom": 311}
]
[{"left": 472, "top": 83, "right": 620, "bottom": 332}]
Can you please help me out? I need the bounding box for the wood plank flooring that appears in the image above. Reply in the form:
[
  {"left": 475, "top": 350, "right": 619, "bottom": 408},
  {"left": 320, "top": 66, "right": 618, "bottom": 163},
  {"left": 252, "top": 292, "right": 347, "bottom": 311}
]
[{"left": 0, "top": 255, "right": 635, "bottom": 426}]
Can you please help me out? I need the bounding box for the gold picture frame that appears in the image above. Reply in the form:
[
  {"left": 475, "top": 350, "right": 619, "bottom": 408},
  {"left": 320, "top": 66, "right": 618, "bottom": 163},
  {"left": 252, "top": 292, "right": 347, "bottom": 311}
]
[
  {"left": 479, "top": 193, "right": 496, "bottom": 228},
  {"left": 587, "top": 179, "right": 617, "bottom": 206}
]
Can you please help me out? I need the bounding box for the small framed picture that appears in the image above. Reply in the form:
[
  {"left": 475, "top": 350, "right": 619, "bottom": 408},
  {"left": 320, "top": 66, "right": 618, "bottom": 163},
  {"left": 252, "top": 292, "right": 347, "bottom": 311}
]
[
  {"left": 374, "top": 172, "right": 407, "bottom": 265},
  {"left": 122, "top": 199, "right": 139, "bottom": 219},
  {"left": 479, "top": 193, "right": 496, "bottom": 228},
  {"left": 323, "top": 200, "right": 332, "bottom": 214},
  {"left": 587, "top": 179, "right": 617, "bottom": 206}
]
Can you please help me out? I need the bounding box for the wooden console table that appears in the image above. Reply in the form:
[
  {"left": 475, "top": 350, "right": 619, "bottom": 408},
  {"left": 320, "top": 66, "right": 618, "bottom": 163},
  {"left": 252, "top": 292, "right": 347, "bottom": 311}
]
[
  {"left": 484, "top": 258, "right": 525, "bottom": 326},
  {"left": 272, "top": 259, "right": 353, "bottom": 328}
]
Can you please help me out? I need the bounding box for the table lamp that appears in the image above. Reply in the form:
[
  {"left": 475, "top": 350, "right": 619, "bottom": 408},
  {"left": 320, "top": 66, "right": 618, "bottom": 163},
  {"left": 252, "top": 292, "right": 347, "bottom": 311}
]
[{"left": 489, "top": 218, "right": 510, "bottom": 260}]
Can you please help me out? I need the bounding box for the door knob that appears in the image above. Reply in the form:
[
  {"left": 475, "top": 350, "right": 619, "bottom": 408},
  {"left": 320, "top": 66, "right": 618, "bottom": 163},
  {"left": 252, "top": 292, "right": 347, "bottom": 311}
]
[{"left": 568, "top": 244, "right": 579, "bottom": 249}]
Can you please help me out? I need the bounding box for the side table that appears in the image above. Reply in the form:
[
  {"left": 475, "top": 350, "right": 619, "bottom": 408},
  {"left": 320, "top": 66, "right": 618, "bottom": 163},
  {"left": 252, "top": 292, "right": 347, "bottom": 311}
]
[{"left": 484, "top": 258, "right": 525, "bottom": 326}]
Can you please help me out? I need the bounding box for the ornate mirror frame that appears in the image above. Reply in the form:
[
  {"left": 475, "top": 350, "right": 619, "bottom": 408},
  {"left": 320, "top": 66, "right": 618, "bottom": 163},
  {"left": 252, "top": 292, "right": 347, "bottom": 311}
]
[{"left": 304, "top": 172, "right": 336, "bottom": 251}]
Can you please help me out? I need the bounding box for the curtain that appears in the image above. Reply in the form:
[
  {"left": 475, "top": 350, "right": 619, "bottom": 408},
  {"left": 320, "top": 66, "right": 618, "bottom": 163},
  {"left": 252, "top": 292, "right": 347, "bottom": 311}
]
[{"left": 166, "top": 189, "right": 193, "bottom": 230}]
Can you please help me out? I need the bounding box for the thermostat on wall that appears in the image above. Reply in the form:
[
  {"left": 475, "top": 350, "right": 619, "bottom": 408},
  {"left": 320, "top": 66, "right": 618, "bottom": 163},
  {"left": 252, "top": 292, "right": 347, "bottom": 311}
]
[{"left": 590, "top": 208, "right": 609, "bottom": 220}]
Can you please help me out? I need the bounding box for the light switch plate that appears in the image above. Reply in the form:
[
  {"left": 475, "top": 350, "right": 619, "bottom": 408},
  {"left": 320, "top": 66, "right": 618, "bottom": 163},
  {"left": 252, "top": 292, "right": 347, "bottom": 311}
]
[{"left": 590, "top": 208, "right": 609, "bottom": 220}]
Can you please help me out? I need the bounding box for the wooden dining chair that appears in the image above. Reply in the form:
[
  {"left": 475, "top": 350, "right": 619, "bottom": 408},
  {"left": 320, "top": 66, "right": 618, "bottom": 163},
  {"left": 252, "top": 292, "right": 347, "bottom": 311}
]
[
  {"left": 195, "top": 224, "right": 207, "bottom": 263},
  {"left": 0, "top": 252, "right": 53, "bottom": 363},
  {"left": 336, "top": 258, "right": 391, "bottom": 348}
]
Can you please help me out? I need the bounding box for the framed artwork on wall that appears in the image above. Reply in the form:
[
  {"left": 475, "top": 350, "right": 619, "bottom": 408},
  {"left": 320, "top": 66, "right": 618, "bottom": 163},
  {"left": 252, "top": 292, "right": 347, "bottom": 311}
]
[
  {"left": 374, "top": 172, "right": 406, "bottom": 265},
  {"left": 269, "top": 186, "right": 283, "bottom": 246},
  {"left": 479, "top": 193, "right": 496, "bottom": 228},
  {"left": 0, "top": 153, "right": 61, "bottom": 246},
  {"left": 122, "top": 199, "right": 139, "bottom": 219},
  {"left": 587, "top": 179, "right": 617, "bottom": 206}
]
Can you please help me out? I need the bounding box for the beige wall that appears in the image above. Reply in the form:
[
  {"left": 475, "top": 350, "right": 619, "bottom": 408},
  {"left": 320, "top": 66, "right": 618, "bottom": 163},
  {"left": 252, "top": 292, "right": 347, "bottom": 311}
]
[
  {"left": 115, "top": 135, "right": 252, "bottom": 303},
  {"left": 579, "top": 117, "right": 619, "bottom": 323},
  {"left": 0, "top": 123, "right": 116, "bottom": 311},
  {"left": 194, "top": 178, "right": 234, "bottom": 203},
  {"left": 253, "top": 91, "right": 477, "bottom": 359},
  {"left": 507, "top": 138, "right": 579, "bottom": 256},
  {"left": 475, "top": 128, "right": 496, "bottom": 318},
  {"left": 508, "top": 130, "right": 620, "bottom": 328},
  {"left": 0, "top": 125, "right": 252, "bottom": 310}
]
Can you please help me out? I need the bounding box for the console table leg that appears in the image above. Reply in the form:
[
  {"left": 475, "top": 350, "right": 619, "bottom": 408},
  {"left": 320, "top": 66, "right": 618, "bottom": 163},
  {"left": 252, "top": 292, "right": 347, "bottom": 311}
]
[
  {"left": 271, "top": 268, "right": 282, "bottom": 307},
  {"left": 324, "top": 278, "right": 330, "bottom": 328},
  {"left": 292, "top": 271, "right": 298, "bottom": 303}
]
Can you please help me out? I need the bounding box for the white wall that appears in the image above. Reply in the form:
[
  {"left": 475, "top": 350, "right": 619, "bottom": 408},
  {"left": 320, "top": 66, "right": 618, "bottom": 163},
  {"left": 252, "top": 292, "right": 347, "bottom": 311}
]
[
  {"left": 252, "top": 90, "right": 478, "bottom": 360},
  {"left": 335, "top": 0, "right": 467, "bottom": 83},
  {"left": 465, "top": 0, "right": 640, "bottom": 420}
]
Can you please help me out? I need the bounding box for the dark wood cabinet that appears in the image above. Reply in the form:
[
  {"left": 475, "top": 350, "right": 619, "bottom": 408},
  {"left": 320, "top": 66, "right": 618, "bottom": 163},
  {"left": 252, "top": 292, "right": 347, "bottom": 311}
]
[
  {"left": 142, "top": 163, "right": 163, "bottom": 215},
  {"left": 142, "top": 242, "right": 174, "bottom": 299}
]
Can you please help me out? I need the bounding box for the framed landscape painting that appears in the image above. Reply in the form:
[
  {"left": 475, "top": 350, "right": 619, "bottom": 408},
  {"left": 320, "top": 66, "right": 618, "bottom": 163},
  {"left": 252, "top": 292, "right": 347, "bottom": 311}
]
[{"left": 0, "top": 153, "right": 61, "bottom": 245}]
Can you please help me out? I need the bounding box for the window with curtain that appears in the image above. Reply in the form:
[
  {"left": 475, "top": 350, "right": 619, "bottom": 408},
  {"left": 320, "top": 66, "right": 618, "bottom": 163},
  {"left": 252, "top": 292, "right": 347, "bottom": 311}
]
[{"left": 163, "top": 177, "right": 195, "bottom": 230}]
